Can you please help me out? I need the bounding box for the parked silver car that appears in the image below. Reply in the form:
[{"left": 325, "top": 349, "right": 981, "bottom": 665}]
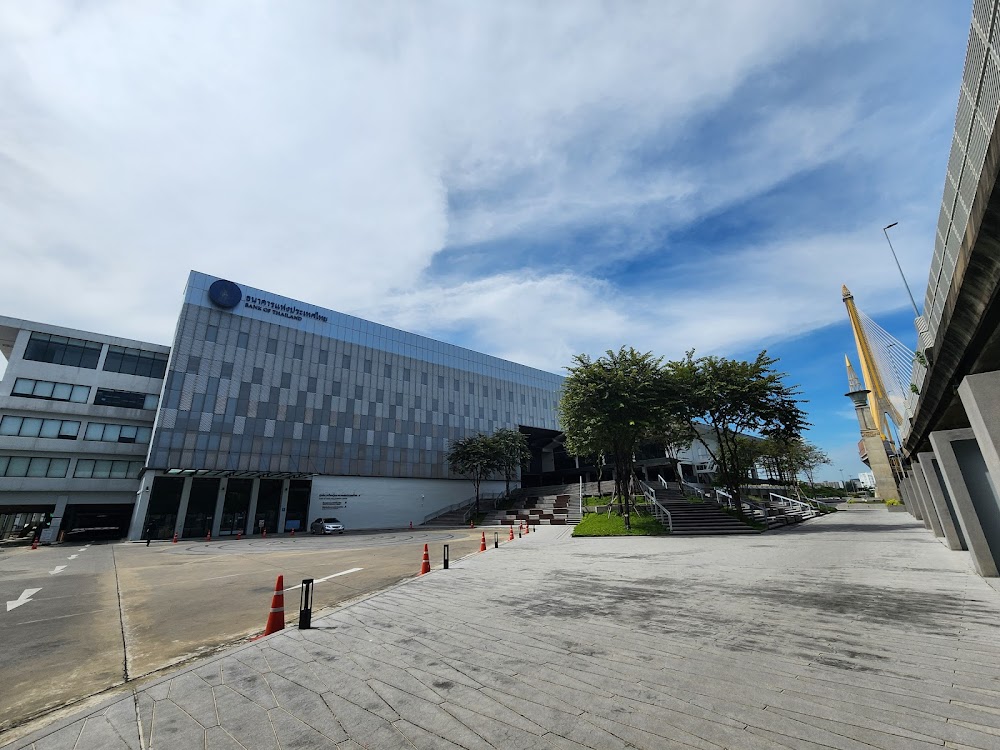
[{"left": 310, "top": 517, "right": 345, "bottom": 534}]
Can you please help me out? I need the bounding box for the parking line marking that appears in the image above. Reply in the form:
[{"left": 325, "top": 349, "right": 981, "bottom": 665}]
[
  {"left": 285, "top": 567, "right": 363, "bottom": 591},
  {"left": 202, "top": 574, "right": 240, "bottom": 581},
  {"left": 49, "top": 566, "right": 67, "bottom": 575},
  {"left": 12, "top": 609, "right": 107, "bottom": 626}
]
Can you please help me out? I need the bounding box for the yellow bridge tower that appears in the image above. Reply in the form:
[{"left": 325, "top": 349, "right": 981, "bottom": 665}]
[{"left": 841, "top": 285, "right": 902, "bottom": 499}]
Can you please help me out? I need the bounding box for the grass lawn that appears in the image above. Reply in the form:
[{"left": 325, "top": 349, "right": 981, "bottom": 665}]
[{"left": 572, "top": 513, "right": 668, "bottom": 537}]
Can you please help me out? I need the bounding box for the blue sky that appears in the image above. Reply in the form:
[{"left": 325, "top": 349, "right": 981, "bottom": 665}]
[{"left": 0, "top": 2, "right": 972, "bottom": 480}]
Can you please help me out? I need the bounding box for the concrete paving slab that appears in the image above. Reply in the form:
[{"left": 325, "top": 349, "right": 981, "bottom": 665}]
[{"left": 6, "top": 510, "right": 1000, "bottom": 750}]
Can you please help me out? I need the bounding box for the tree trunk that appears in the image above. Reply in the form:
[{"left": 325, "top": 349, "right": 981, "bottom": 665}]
[{"left": 613, "top": 459, "right": 631, "bottom": 530}]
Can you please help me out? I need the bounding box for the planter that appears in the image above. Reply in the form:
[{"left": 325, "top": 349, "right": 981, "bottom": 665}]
[{"left": 886, "top": 504, "right": 907, "bottom": 513}]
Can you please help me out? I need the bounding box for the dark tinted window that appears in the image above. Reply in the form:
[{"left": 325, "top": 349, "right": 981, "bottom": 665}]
[
  {"left": 94, "top": 388, "right": 154, "bottom": 409},
  {"left": 24, "top": 333, "right": 101, "bottom": 369},
  {"left": 103, "top": 345, "right": 168, "bottom": 378}
]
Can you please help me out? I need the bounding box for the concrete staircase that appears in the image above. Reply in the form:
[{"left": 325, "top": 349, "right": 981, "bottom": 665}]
[
  {"left": 491, "top": 494, "right": 582, "bottom": 526},
  {"left": 423, "top": 506, "right": 473, "bottom": 527},
  {"left": 651, "top": 483, "right": 760, "bottom": 535}
]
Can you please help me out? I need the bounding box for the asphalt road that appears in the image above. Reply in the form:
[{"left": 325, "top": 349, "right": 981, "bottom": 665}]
[{"left": 0, "top": 527, "right": 492, "bottom": 733}]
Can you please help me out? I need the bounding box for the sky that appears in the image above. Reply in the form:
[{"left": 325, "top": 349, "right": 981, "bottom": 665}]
[{"left": 0, "top": 1, "right": 972, "bottom": 481}]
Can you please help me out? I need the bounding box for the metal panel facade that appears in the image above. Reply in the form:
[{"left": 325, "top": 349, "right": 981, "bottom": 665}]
[{"left": 148, "top": 272, "right": 563, "bottom": 478}]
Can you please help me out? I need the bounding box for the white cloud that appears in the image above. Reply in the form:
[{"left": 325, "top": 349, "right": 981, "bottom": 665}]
[{"left": 0, "top": 0, "right": 962, "bottom": 396}]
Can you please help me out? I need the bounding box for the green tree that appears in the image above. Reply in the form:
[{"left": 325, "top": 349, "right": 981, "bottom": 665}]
[
  {"left": 791, "top": 440, "right": 831, "bottom": 488},
  {"left": 559, "top": 347, "right": 671, "bottom": 529},
  {"left": 668, "top": 350, "right": 807, "bottom": 519},
  {"left": 492, "top": 427, "right": 531, "bottom": 497},
  {"left": 446, "top": 433, "right": 499, "bottom": 515}
]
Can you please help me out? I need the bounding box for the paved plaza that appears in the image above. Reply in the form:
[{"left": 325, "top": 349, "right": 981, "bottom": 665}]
[{"left": 5, "top": 506, "right": 1000, "bottom": 749}]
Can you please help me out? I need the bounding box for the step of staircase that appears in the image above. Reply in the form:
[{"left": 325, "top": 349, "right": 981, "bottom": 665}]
[
  {"left": 655, "top": 500, "right": 761, "bottom": 535},
  {"left": 423, "top": 509, "right": 472, "bottom": 526}
]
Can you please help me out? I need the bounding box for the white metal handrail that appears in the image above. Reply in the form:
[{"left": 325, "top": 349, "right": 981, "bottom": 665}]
[
  {"left": 715, "top": 488, "right": 767, "bottom": 525},
  {"left": 680, "top": 480, "right": 708, "bottom": 500},
  {"left": 769, "top": 492, "right": 815, "bottom": 516},
  {"left": 637, "top": 479, "right": 673, "bottom": 533},
  {"left": 422, "top": 495, "right": 476, "bottom": 525},
  {"left": 740, "top": 498, "right": 768, "bottom": 526}
]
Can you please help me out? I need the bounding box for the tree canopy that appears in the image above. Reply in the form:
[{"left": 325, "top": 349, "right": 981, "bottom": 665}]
[
  {"left": 559, "top": 347, "right": 675, "bottom": 529},
  {"left": 667, "top": 350, "right": 808, "bottom": 517},
  {"left": 492, "top": 427, "right": 531, "bottom": 497},
  {"left": 446, "top": 429, "right": 532, "bottom": 514},
  {"left": 446, "top": 433, "right": 498, "bottom": 515}
]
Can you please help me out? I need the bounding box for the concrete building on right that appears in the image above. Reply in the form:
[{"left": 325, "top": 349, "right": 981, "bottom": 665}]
[{"left": 896, "top": 0, "right": 1000, "bottom": 577}]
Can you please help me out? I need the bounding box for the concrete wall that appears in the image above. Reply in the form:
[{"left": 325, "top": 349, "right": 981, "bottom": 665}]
[
  {"left": 309, "top": 476, "right": 507, "bottom": 530},
  {"left": 0, "top": 318, "right": 166, "bottom": 516}
]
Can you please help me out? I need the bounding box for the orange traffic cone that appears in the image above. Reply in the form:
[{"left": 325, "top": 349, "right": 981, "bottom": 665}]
[
  {"left": 172, "top": 533, "right": 178, "bottom": 544},
  {"left": 261, "top": 575, "right": 285, "bottom": 636},
  {"left": 525, "top": 521, "right": 530, "bottom": 534},
  {"left": 205, "top": 531, "right": 211, "bottom": 542},
  {"left": 419, "top": 544, "right": 431, "bottom": 575},
  {"left": 31, "top": 537, "right": 39, "bottom": 550},
  {"left": 290, "top": 528, "right": 295, "bottom": 537},
  {"left": 237, "top": 530, "right": 242, "bottom": 540},
  {"left": 262, "top": 528, "right": 267, "bottom": 538},
  {"left": 479, "top": 532, "right": 486, "bottom": 552},
  {"left": 509, "top": 525, "right": 514, "bottom": 541}
]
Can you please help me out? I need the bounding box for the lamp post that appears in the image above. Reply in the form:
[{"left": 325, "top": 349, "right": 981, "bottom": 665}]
[
  {"left": 839, "top": 468, "right": 846, "bottom": 491},
  {"left": 882, "top": 223, "right": 920, "bottom": 317}
]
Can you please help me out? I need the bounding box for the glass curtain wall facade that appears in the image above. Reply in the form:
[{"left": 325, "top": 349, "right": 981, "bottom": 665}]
[{"left": 147, "top": 272, "right": 563, "bottom": 480}]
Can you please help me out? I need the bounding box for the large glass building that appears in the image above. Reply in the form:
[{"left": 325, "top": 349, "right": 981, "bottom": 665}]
[{"left": 0, "top": 271, "right": 565, "bottom": 541}]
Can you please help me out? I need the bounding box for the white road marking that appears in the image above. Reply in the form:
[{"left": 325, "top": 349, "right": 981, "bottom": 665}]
[
  {"left": 68, "top": 555, "right": 78, "bottom": 560},
  {"left": 285, "top": 567, "right": 363, "bottom": 591},
  {"left": 202, "top": 573, "right": 240, "bottom": 581},
  {"left": 49, "top": 565, "right": 67, "bottom": 575},
  {"left": 12, "top": 609, "right": 107, "bottom": 626},
  {"left": 6, "top": 588, "right": 42, "bottom": 612},
  {"left": 79, "top": 547, "right": 88, "bottom": 551}
]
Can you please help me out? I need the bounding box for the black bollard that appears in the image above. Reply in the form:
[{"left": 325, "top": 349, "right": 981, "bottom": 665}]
[
  {"left": 494, "top": 532, "right": 499, "bottom": 549},
  {"left": 443, "top": 544, "right": 449, "bottom": 570},
  {"left": 298, "top": 579, "right": 314, "bottom": 629}
]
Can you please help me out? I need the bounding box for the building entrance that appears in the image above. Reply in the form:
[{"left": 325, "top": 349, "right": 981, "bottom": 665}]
[
  {"left": 284, "top": 479, "right": 311, "bottom": 532},
  {"left": 63, "top": 503, "right": 133, "bottom": 541},
  {"left": 183, "top": 478, "right": 219, "bottom": 538},
  {"left": 219, "top": 478, "right": 252, "bottom": 536},
  {"left": 145, "top": 477, "right": 183, "bottom": 539},
  {"left": 255, "top": 479, "right": 281, "bottom": 534}
]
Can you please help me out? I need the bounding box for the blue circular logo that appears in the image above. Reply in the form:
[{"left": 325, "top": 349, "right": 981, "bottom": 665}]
[{"left": 208, "top": 279, "right": 242, "bottom": 309}]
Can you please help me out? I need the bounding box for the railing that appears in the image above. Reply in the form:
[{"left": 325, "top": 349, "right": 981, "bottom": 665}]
[
  {"left": 679, "top": 480, "right": 709, "bottom": 501},
  {"left": 636, "top": 479, "right": 672, "bottom": 533},
  {"left": 422, "top": 496, "right": 475, "bottom": 525},
  {"left": 463, "top": 492, "right": 505, "bottom": 522},
  {"left": 716, "top": 488, "right": 768, "bottom": 526},
  {"left": 422, "top": 492, "right": 504, "bottom": 525},
  {"left": 769, "top": 492, "right": 815, "bottom": 517}
]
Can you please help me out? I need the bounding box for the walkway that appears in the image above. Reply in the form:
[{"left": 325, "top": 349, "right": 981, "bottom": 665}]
[{"left": 5, "top": 507, "right": 1000, "bottom": 749}]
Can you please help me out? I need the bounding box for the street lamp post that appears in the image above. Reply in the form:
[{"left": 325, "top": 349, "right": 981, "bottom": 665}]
[{"left": 882, "top": 222, "right": 921, "bottom": 317}]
